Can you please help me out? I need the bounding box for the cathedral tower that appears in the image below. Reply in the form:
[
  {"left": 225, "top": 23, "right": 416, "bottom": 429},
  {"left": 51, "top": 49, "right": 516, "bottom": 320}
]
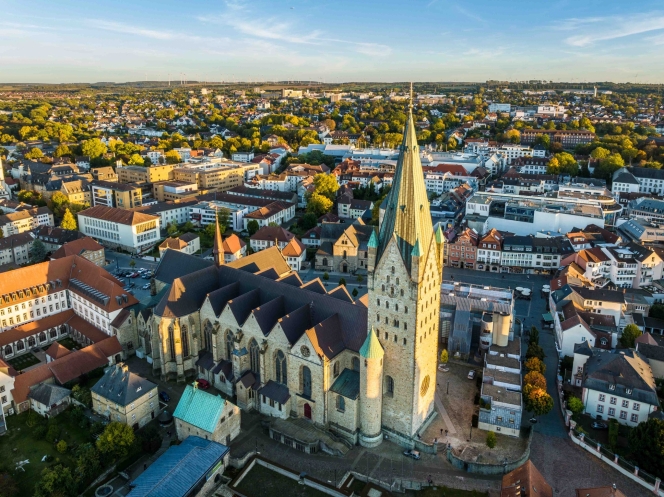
[
  {"left": 366, "top": 93, "right": 442, "bottom": 439},
  {"left": 359, "top": 327, "right": 384, "bottom": 447}
]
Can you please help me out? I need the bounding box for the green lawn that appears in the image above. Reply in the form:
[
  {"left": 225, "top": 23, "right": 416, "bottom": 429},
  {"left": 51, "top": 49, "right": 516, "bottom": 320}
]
[
  {"left": 235, "top": 463, "right": 331, "bottom": 497},
  {"left": 0, "top": 410, "right": 93, "bottom": 496},
  {"left": 6, "top": 353, "right": 41, "bottom": 371},
  {"left": 57, "top": 337, "right": 79, "bottom": 350}
]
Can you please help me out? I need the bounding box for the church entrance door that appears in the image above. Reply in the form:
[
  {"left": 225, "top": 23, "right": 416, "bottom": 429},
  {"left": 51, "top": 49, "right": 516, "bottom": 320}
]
[{"left": 304, "top": 403, "right": 312, "bottom": 419}]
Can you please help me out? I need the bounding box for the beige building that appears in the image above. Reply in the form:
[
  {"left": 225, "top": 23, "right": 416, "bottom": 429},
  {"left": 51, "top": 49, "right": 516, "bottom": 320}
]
[
  {"left": 91, "top": 363, "right": 159, "bottom": 429},
  {"left": 147, "top": 107, "right": 443, "bottom": 449},
  {"left": 60, "top": 179, "right": 92, "bottom": 205},
  {"left": 51, "top": 237, "right": 106, "bottom": 267},
  {"left": 173, "top": 166, "right": 244, "bottom": 191},
  {"left": 152, "top": 181, "right": 199, "bottom": 202},
  {"left": 159, "top": 233, "right": 200, "bottom": 257},
  {"left": 0, "top": 233, "right": 35, "bottom": 268},
  {"left": 117, "top": 164, "right": 176, "bottom": 184},
  {"left": 91, "top": 181, "right": 145, "bottom": 209},
  {"left": 0, "top": 207, "right": 54, "bottom": 238},
  {"left": 315, "top": 219, "right": 373, "bottom": 274},
  {"left": 173, "top": 384, "right": 241, "bottom": 445}
]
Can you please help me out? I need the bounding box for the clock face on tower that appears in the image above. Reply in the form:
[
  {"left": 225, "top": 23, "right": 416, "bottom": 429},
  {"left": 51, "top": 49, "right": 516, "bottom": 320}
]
[{"left": 300, "top": 345, "right": 310, "bottom": 357}]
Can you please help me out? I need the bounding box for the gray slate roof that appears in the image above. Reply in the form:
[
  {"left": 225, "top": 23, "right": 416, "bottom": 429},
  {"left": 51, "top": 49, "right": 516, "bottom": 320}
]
[
  {"left": 28, "top": 383, "right": 71, "bottom": 406},
  {"left": 91, "top": 364, "right": 157, "bottom": 406}
]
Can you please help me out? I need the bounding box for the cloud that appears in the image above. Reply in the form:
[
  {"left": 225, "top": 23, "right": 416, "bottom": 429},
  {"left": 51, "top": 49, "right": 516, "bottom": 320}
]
[
  {"left": 454, "top": 6, "right": 486, "bottom": 24},
  {"left": 463, "top": 47, "right": 505, "bottom": 58},
  {"left": 555, "top": 13, "right": 664, "bottom": 47},
  {"left": 87, "top": 20, "right": 174, "bottom": 40}
]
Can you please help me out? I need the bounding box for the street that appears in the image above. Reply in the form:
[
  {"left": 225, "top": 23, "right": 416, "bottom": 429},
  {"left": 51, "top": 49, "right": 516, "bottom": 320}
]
[{"left": 104, "top": 251, "right": 160, "bottom": 304}]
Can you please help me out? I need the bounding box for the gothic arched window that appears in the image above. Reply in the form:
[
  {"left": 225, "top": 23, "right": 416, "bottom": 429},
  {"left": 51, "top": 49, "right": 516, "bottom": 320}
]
[
  {"left": 336, "top": 395, "right": 345, "bottom": 412},
  {"left": 4, "top": 345, "right": 11, "bottom": 355},
  {"left": 38, "top": 332, "right": 46, "bottom": 343},
  {"left": 181, "top": 325, "right": 190, "bottom": 358},
  {"left": 28, "top": 337, "right": 35, "bottom": 347},
  {"left": 275, "top": 350, "right": 287, "bottom": 384},
  {"left": 204, "top": 321, "right": 213, "bottom": 352},
  {"left": 249, "top": 339, "right": 260, "bottom": 380},
  {"left": 301, "top": 366, "right": 312, "bottom": 398},
  {"left": 333, "top": 361, "right": 340, "bottom": 377},
  {"left": 352, "top": 357, "right": 360, "bottom": 371},
  {"left": 225, "top": 330, "right": 234, "bottom": 360},
  {"left": 168, "top": 325, "right": 175, "bottom": 360}
]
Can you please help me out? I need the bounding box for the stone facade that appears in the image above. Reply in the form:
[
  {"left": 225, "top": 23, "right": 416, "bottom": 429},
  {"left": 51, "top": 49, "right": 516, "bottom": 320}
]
[
  {"left": 92, "top": 383, "right": 158, "bottom": 429},
  {"left": 175, "top": 402, "right": 241, "bottom": 445}
]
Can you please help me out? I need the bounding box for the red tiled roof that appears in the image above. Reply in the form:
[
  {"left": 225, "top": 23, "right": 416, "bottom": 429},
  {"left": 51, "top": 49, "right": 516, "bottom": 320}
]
[
  {"left": 51, "top": 237, "right": 103, "bottom": 259},
  {"left": 45, "top": 342, "right": 72, "bottom": 360}
]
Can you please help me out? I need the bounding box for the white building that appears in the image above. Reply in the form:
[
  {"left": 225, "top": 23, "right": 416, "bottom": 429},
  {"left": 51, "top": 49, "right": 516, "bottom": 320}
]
[
  {"left": 78, "top": 205, "right": 161, "bottom": 254},
  {"left": 232, "top": 152, "right": 254, "bottom": 163},
  {"left": 537, "top": 105, "right": 566, "bottom": 117},
  {"left": 0, "top": 207, "right": 54, "bottom": 238},
  {"left": 612, "top": 167, "right": 664, "bottom": 197},
  {"left": 488, "top": 103, "right": 511, "bottom": 113}
]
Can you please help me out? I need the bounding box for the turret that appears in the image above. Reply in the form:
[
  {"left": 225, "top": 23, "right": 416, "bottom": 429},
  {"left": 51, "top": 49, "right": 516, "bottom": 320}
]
[
  {"left": 359, "top": 327, "right": 384, "bottom": 448},
  {"left": 367, "top": 229, "right": 378, "bottom": 273}
]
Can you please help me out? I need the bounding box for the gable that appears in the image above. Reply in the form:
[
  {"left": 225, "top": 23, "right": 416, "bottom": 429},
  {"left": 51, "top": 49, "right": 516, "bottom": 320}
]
[{"left": 292, "top": 331, "right": 323, "bottom": 366}]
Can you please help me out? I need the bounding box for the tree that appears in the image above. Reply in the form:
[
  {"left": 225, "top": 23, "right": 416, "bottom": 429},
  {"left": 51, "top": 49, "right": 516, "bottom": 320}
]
[
  {"left": 526, "top": 343, "right": 545, "bottom": 361},
  {"left": 595, "top": 153, "right": 625, "bottom": 181},
  {"left": 60, "top": 208, "right": 77, "bottom": 230},
  {"left": 567, "top": 396, "right": 584, "bottom": 416},
  {"left": 74, "top": 443, "right": 101, "bottom": 481},
  {"left": 620, "top": 323, "right": 642, "bottom": 349},
  {"left": 608, "top": 419, "right": 619, "bottom": 450},
  {"left": 529, "top": 326, "right": 540, "bottom": 345},
  {"left": 356, "top": 274, "right": 364, "bottom": 284},
  {"left": 525, "top": 357, "right": 545, "bottom": 374},
  {"left": 56, "top": 440, "right": 67, "bottom": 453},
  {"left": 486, "top": 431, "right": 497, "bottom": 449},
  {"left": 30, "top": 239, "right": 47, "bottom": 264},
  {"left": 164, "top": 150, "right": 181, "bottom": 164},
  {"left": 167, "top": 221, "right": 178, "bottom": 236},
  {"left": 81, "top": 138, "right": 107, "bottom": 159},
  {"left": 217, "top": 207, "right": 231, "bottom": 233},
  {"left": 312, "top": 173, "right": 339, "bottom": 201},
  {"left": 590, "top": 147, "right": 611, "bottom": 159},
  {"left": 71, "top": 385, "right": 91, "bottom": 408},
  {"left": 504, "top": 129, "right": 520, "bottom": 144},
  {"left": 129, "top": 260, "right": 136, "bottom": 269},
  {"left": 25, "top": 147, "right": 44, "bottom": 160},
  {"left": 338, "top": 278, "right": 347, "bottom": 287},
  {"left": 247, "top": 220, "right": 259, "bottom": 236},
  {"left": 54, "top": 144, "right": 71, "bottom": 158},
  {"left": 526, "top": 387, "right": 553, "bottom": 416},
  {"left": 579, "top": 117, "right": 595, "bottom": 133},
  {"left": 628, "top": 418, "right": 664, "bottom": 478},
  {"left": 440, "top": 349, "right": 449, "bottom": 364},
  {"left": 306, "top": 192, "right": 333, "bottom": 216},
  {"left": 322, "top": 272, "right": 329, "bottom": 281},
  {"left": 547, "top": 152, "right": 578, "bottom": 176},
  {"left": 523, "top": 371, "right": 546, "bottom": 390},
  {"left": 352, "top": 288, "right": 358, "bottom": 298},
  {"left": 301, "top": 212, "right": 318, "bottom": 230},
  {"left": 96, "top": 421, "right": 135, "bottom": 460},
  {"left": 127, "top": 153, "right": 144, "bottom": 166},
  {"left": 651, "top": 303, "right": 664, "bottom": 320},
  {"left": 34, "top": 464, "right": 77, "bottom": 497}
]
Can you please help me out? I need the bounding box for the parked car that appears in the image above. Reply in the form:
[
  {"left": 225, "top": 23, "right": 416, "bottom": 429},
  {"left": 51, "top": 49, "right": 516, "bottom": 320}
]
[
  {"left": 403, "top": 449, "right": 420, "bottom": 460},
  {"left": 467, "top": 370, "right": 476, "bottom": 380},
  {"left": 142, "top": 275, "right": 151, "bottom": 280},
  {"left": 437, "top": 365, "right": 449, "bottom": 372},
  {"left": 142, "top": 283, "right": 151, "bottom": 290},
  {"left": 130, "top": 272, "right": 140, "bottom": 278},
  {"left": 196, "top": 378, "right": 211, "bottom": 390},
  {"left": 591, "top": 422, "right": 608, "bottom": 430},
  {"left": 159, "top": 391, "right": 170, "bottom": 403}
]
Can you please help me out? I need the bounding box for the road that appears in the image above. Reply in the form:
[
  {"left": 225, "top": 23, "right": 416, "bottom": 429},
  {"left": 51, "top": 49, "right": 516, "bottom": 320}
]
[
  {"left": 104, "top": 251, "right": 160, "bottom": 304},
  {"left": 443, "top": 267, "right": 567, "bottom": 438}
]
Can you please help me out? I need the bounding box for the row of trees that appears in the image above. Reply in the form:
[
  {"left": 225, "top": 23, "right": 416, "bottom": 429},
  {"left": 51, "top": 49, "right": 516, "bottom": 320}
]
[{"left": 523, "top": 327, "right": 554, "bottom": 417}]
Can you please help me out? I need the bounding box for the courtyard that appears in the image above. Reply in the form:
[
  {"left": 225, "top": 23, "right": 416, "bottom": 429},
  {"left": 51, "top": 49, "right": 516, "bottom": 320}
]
[{"left": 6, "top": 352, "right": 40, "bottom": 371}]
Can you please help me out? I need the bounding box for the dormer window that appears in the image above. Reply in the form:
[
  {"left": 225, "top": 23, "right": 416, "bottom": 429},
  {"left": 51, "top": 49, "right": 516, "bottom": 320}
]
[
  {"left": 609, "top": 384, "right": 616, "bottom": 391},
  {"left": 626, "top": 388, "right": 632, "bottom": 395}
]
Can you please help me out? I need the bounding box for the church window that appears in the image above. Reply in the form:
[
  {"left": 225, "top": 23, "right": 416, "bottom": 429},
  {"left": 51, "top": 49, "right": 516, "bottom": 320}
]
[
  {"left": 168, "top": 325, "right": 176, "bottom": 360},
  {"left": 403, "top": 338, "right": 407, "bottom": 345},
  {"left": 385, "top": 332, "right": 388, "bottom": 340},
  {"left": 204, "top": 321, "right": 213, "bottom": 352},
  {"left": 385, "top": 317, "right": 388, "bottom": 324},
  {"left": 225, "top": 330, "right": 234, "bottom": 359},
  {"left": 333, "top": 361, "right": 340, "bottom": 377},
  {"left": 391, "top": 266, "right": 395, "bottom": 274},
  {"left": 393, "top": 335, "right": 397, "bottom": 342},
  {"left": 395, "top": 304, "right": 399, "bottom": 312},
  {"left": 382, "top": 284, "right": 385, "bottom": 292},
  {"left": 301, "top": 366, "right": 312, "bottom": 398},
  {"left": 391, "top": 287, "right": 394, "bottom": 296},
  {"left": 401, "top": 289, "right": 404, "bottom": 296},
  {"left": 181, "top": 325, "right": 190, "bottom": 358},
  {"left": 385, "top": 376, "right": 394, "bottom": 397},
  {"left": 404, "top": 323, "right": 408, "bottom": 330},
  {"left": 377, "top": 299, "right": 380, "bottom": 305},
  {"left": 405, "top": 306, "right": 408, "bottom": 314},
  {"left": 275, "top": 350, "right": 287, "bottom": 384},
  {"left": 377, "top": 313, "right": 380, "bottom": 322},
  {"left": 393, "top": 319, "right": 399, "bottom": 327},
  {"left": 396, "top": 278, "right": 399, "bottom": 285},
  {"left": 4, "top": 345, "right": 11, "bottom": 355},
  {"left": 343, "top": 250, "right": 347, "bottom": 259},
  {"left": 336, "top": 395, "right": 345, "bottom": 412},
  {"left": 420, "top": 375, "right": 431, "bottom": 397},
  {"left": 352, "top": 357, "right": 360, "bottom": 372},
  {"left": 385, "top": 302, "right": 389, "bottom": 310},
  {"left": 249, "top": 339, "right": 260, "bottom": 381}
]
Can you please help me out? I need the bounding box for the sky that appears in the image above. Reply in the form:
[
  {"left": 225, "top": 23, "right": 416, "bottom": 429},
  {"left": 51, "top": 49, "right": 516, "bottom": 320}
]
[{"left": 1, "top": 0, "right": 664, "bottom": 84}]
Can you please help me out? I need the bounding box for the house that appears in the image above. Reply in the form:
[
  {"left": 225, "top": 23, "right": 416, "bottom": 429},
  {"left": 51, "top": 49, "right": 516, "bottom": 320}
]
[
  {"left": 158, "top": 233, "right": 200, "bottom": 257},
  {"left": 0, "top": 232, "right": 35, "bottom": 268},
  {"left": 126, "top": 436, "right": 230, "bottom": 497},
  {"left": 447, "top": 228, "right": 479, "bottom": 269},
  {"left": 173, "top": 384, "right": 240, "bottom": 445},
  {"left": 315, "top": 219, "right": 374, "bottom": 274},
  {"left": 50, "top": 237, "right": 106, "bottom": 267},
  {"left": 241, "top": 201, "right": 295, "bottom": 230},
  {"left": 91, "top": 363, "right": 158, "bottom": 429},
  {"left": 281, "top": 238, "right": 307, "bottom": 271},
  {"left": 475, "top": 229, "right": 503, "bottom": 273},
  {"left": 34, "top": 226, "right": 88, "bottom": 252},
  {"left": 301, "top": 226, "right": 322, "bottom": 248},
  {"left": 221, "top": 234, "right": 246, "bottom": 263},
  {"left": 501, "top": 461, "right": 552, "bottom": 497},
  {"left": 636, "top": 338, "right": 664, "bottom": 379},
  {"left": 44, "top": 342, "right": 72, "bottom": 363},
  {"left": 577, "top": 346, "right": 659, "bottom": 427},
  {"left": 28, "top": 383, "right": 71, "bottom": 418},
  {"left": 0, "top": 207, "right": 54, "bottom": 238},
  {"left": 249, "top": 226, "right": 296, "bottom": 253}
]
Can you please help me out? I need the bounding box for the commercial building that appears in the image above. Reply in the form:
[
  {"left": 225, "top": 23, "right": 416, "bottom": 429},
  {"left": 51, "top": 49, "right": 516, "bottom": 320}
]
[
  {"left": 521, "top": 129, "right": 595, "bottom": 148},
  {"left": 116, "top": 164, "right": 176, "bottom": 184},
  {"left": 152, "top": 181, "right": 199, "bottom": 201},
  {"left": 499, "top": 236, "right": 574, "bottom": 274},
  {"left": 78, "top": 205, "right": 161, "bottom": 254},
  {"left": 612, "top": 167, "right": 664, "bottom": 196},
  {"left": 91, "top": 180, "right": 146, "bottom": 209}
]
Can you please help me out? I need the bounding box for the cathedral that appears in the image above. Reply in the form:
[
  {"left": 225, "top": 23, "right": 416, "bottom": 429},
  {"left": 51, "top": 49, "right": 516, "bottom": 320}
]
[{"left": 150, "top": 105, "right": 443, "bottom": 446}]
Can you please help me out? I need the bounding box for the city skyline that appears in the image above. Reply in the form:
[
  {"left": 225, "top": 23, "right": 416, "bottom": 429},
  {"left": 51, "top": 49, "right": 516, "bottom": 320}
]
[{"left": 2, "top": 0, "right": 664, "bottom": 84}]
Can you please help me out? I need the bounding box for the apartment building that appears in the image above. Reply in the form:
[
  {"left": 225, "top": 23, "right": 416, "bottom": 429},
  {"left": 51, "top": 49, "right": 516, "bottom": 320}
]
[
  {"left": 423, "top": 164, "right": 479, "bottom": 194},
  {"left": 249, "top": 226, "right": 296, "bottom": 252},
  {"left": 0, "top": 207, "right": 54, "bottom": 238},
  {"left": 116, "top": 164, "right": 176, "bottom": 184},
  {"left": 242, "top": 201, "right": 296, "bottom": 230},
  {"left": 78, "top": 205, "right": 160, "bottom": 254},
  {"left": 35, "top": 227, "right": 89, "bottom": 252},
  {"left": 612, "top": 167, "right": 664, "bottom": 196},
  {"left": 50, "top": 237, "right": 106, "bottom": 267},
  {"left": 626, "top": 197, "right": 664, "bottom": 223},
  {"left": 132, "top": 199, "right": 198, "bottom": 230},
  {"left": 91, "top": 180, "right": 145, "bottom": 209},
  {"left": 447, "top": 228, "right": 479, "bottom": 269},
  {"left": 511, "top": 157, "right": 549, "bottom": 175},
  {"left": 92, "top": 363, "right": 158, "bottom": 429},
  {"left": 475, "top": 229, "right": 504, "bottom": 272},
  {"left": 0, "top": 233, "right": 34, "bottom": 268},
  {"left": 521, "top": 129, "right": 595, "bottom": 148},
  {"left": 152, "top": 181, "right": 199, "bottom": 201},
  {"left": 500, "top": 236, "right": 574, "bottom": 274},
  {"left": 158, "top": 233, "right": 200, "bottom": 257}
]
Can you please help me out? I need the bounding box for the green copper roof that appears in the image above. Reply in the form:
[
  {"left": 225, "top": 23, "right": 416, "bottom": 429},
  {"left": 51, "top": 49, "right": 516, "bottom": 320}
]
[
  {"left": 359, "top": 327, "right": 384, "bottom": 359},
  {"left": 376, "top": 107, "right": 433, "bottom": 275},
  {"left": 411, "top": 238, "right": 421, "bottom": 257},
  {"left": 435, "top": 225, "right": 444, "bottom": 244},
  {"left": 173, "top": 384, "right": 225, "bottom": 433},
  {"left": 368, "top": 229, "right": 378, "bottom": 248}
]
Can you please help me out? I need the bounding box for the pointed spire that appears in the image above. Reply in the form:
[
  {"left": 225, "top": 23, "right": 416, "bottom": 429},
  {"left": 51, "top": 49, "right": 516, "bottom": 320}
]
[
  {"left": 213, "top": 211, "right": 224, "bottom": 267},
  {"left": 376, "top": 95, "right": 433, "bottom": 274},
  {"left": 368, "top": 228, "right": 378, "bottom": 248},
  {"left": 435, "top": 224, "right": 444, "bottom": 244},
  {"left": 359, "top": 327, "right": 384, "bottom": 359}
]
